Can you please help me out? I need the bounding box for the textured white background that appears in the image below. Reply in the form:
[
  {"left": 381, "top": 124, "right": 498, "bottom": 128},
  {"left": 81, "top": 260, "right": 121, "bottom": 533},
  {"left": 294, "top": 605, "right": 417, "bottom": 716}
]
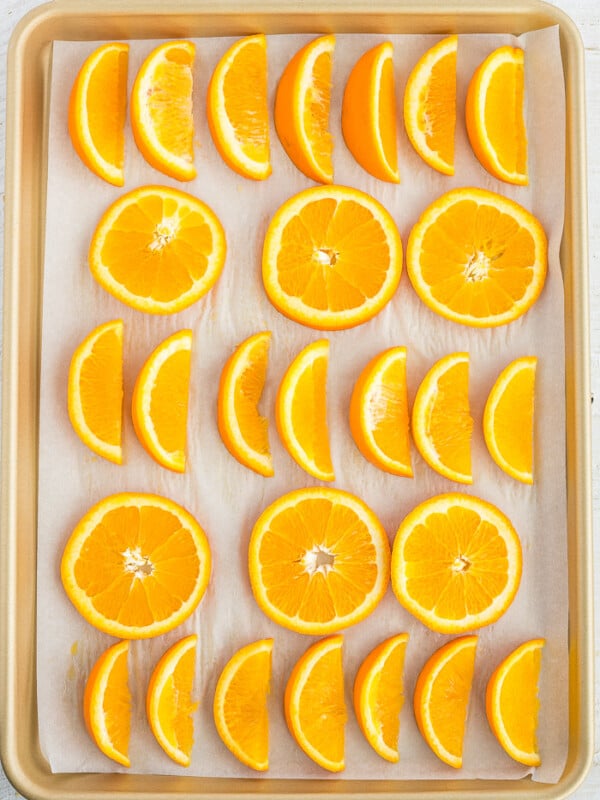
[{"left": 0, "top": 0, "right": 598, "bottom": 796}]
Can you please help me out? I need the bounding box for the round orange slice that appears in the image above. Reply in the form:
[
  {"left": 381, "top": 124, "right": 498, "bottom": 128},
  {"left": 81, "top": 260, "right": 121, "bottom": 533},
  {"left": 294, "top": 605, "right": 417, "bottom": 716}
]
[
  {"left": 284, "top": 635, "right": 346, "bottom": 772},
  {"left": 341, "top": 42, "right": 399, "bottom": 183},
  {"left": 132, "top": 329, "right": 192, "bottom": 473},
  {"left": 248, "top": 487, "right": 390, "bottom": 635},
  {"left": 61, "top": 492, "right": 212, "bottom": 639},
  {"left": 67, "top": 319, "right": 124, "bottom": 464},
  {"left": 89, "top": 185, "right": 227, "bottom": 314},
  {"left": 411, "top": 352, "right": 473, "bottom": 484},
  {"left": 404, "top": 35, "right": 457, "bottom": 175},
  {"left": 414, "top": 635, "right": 478, "bottom": 768},
  {"left": 274, "top": 34, "right": 335, "bottom": 184},
  {"left": 207, "top": 34, "right": 271, "bottom": 180},
  {"left": 131, "top": 40, "right": 196, "bottom": 181},
  {"left": 263, "top": 185, "right": 402, "bottom": 330},
  {"left": 483, "top": 356, "right": 537, "bottom": 484},
  {"left": 68, "top": 43, "right": 129, "bottom": 186},
  {"left": 213, "top": 638, "right": 273, "bottom": 771},
  {"left": 391, "top": 492, "right": 522, "bottom": 633},
  {"left": 147, "top": 634, "right": 198, "bottom": 766},
  {"left": 353, "top": 633, "right": 409, "bottom": 762},
  {"left": 486, "top": 638, "right": 545, "bottom": 766},
  {"left": 83, "top": 640, "right": 131, "bottom": 767},
  {"left": 276, "top": 339, "right": 333, "bottom": 482},
  {"left": 466, "top": 46, "right": 528, "bottom": 185},
  {"left": 407, "top": 187, "right": 547, "bottom": 327},
  {"left": 349, "top": 346, "right": 412, "bottom": 477},
  {"left": 217, "top": 331, "right": 273, "bottom": 477}
]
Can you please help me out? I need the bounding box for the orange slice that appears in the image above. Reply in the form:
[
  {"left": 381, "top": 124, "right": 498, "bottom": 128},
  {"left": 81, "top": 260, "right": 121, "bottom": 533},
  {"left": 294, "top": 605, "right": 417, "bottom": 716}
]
[
  {"left": 341, "top": 42, "right": 399, "bottom": 183},
  {"left": 486, "top": 638, "right": 545, "bottom": 766},
  {"left": 274, "top": 34, "right": 335, "bottom": 183},
  {"left": 349, "top": 346, "right": 412, "bottom": 477},
  {"left": 391, "top": 492, "right": 522, "bottom": 633},
  {"left": 213, "top": 638, "right": 273, "bottom": 771},
  {"left": 217, "top": 331, "right": 273, "bottom": 477},
  {"left": 89, "top": 185, "right": 227, "bottom": 314},
  {"left": 68, "top": 43, "right": 129, "bottom": 186},
  {"left": 411, "top": 352, "right": 473, "bottom": 483},
  {"left": 276, "top": 339, "right": 333, "bottom": 481},
  {"left": 466, "top": 46, "right": 528, "bottom": 185},
  {"left": 132, "top": 329, "right": 192, "bottom": 473},
  {"left": 248, "top": 487, "right": 390, "bottom": 635},
  {"left": 353, "top": 633, "right": 409, "bottom": 762},
  {"left": 207, "top": 34, "right": 271, "bottom": 180},
  {"left": 284, "top": 635, "right": 346, "bottom": 772},
  {"left": 147, "top": 634, "right": 198, "bottom": 766},
  {"left": 414, "top": 635, "right": 478, "bottom": 768},
  {"left": 61, "top": 492, "right": 212, "bottom": 638},
  {"left": 263, "top": 185, "right": 402, "bottom": 330},
  {"left": 83, "top": 640, "right": 131, "bottom": 767},
  {"left": 407, "top": 187, "right": 547, "bottom": 327},
  {"left": 483, "top": 356, "right": 537, "bottom": 484},
  {"left": 67, "top": 319, "right": 123, "bottom": 464},
  {"left": 131, "top": 40, "right": 196, "bottom": 181},
  {"left": 404, "top": 35, "right": 457, "bottom": 176}
]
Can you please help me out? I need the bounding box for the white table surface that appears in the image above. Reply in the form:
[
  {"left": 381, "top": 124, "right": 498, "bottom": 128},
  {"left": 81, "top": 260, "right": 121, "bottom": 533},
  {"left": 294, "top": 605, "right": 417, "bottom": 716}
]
[{"left": 0, "top": 0, "right": 597, "bottom": 797}]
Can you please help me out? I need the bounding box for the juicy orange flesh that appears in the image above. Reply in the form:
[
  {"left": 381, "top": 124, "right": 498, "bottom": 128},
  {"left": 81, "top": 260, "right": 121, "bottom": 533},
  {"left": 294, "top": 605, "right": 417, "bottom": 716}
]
[
  {"left": 484, "top": 60, "right": 526, "bottom": 176},
  {"left": 495, "top": 647, "right": 541, "bottom": 754},
  {"left": 426, "top": 361, "right": 472, "bottom": 474},
  {"left": 378, "top": 56, "right": 398, "bottom": 173},
  {"left": 79, "top": 327, "right": 122, "bottom": 446},
  {"left": 73, "top": 505, "right": 201, "bottom": 627},
  {"left": 258, "top": 498, "right": 379, "bottom": 624},
  {"left": 420, "top": 200, "right": 536, "bottom": 317},
  {"left": 368, "top": 359, "right": 411, "bottom": 465},
  {"left": 290, "top": 353, "right": 332, "bottom": 473},
  {"left": 100, "top": 195, "right": 213, "bottom": 301},
  {"left": 422, "top": 49, "right": 456, "bottom": 165},
  {"left": 403, "top": 506, "right": 510, "bottom": 620},
  {"left": 146, "top": 48, "right": 194, "bottom": 162},
  {"left": 234, "top": 341, "right": 270, "bottom": 456},
  {"left": 490, "top": 367, "right": 535, "bottom": 475},
  {"left": 156, "top": 645, "right": 196, "bottom": 756},
  {"left": 149, "top": 347, "right": 191, "bottom": 455},
  {"left": 221, "top": 649, "right": 270, "bottom": 762},
  {"left": 277, "top": 198, "right": 391, "bottom": 310},
  {"left": 305, "top": 50, "right": 333, "bottom": 176},
  {"left": 223, "top": 41, "right": 269, "bottom": 160},
  {"left": 102, "top": 646, "right": 131, "bottom": 758},
  {"left": 371, "top": 643, "right": 406, "bottom": 751},
  {"left": 87, "top": 49, "right": 128, "bottom": 168}
]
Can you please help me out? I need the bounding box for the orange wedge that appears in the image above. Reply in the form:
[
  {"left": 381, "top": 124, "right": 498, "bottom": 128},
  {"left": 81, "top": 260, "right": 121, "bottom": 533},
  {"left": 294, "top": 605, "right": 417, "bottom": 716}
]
[
  {"left": 411, "top": 352, "right": 473, "bottom": 484},
  {"left": 213, "top": 638, "right": 273, "bottom": 771},
  {"left": 263, "top": 185, "right": 402, "bottom": 331},
  {"left": 132, "top": 329, "right": 192, "bottom": 473},
  {"left": 83, "top": 640, "right": 131, "bottom": 767},
  {"left": 404, "top": 35, "right": 457, "bottom": 175},
  {"left": 353, "top": 633, "right": 409, "bottom": 762},
  {"left": 284, "top": 635, "right": 346, "bottom": 772},
  {"left": 217, "top": 331, "right": 273, "bottom": 477},
  {"left": 61, "top": 492, "right": 212, "bottom": 638},
  {"left": 276, "top": 339, "right": 333, "bottom": 481},
  {"left": 342, "top": 42, "right": 399, "bottom": 183},
  {"left": 414, "top": 635, "right": 478, "bottom": 768},
  {"left": 483, "top": 356, "right": 537, "bottom": 484},
  {"left": 274, "top": 34, "right": 335, "bottom": 183},
  {"left": 147, "top": 634, "right": 198, "bottom": 766},
  {"left": 248, "top": 487, "right": 390, "bottom": 635},
  {"left": 67, "top": 319, "right": 123, "bottom": 464},
  {"left": 391, "top": 492, "right": 523, "bottom": 633},
  {"left": 466, "top": 46, "right": 528, "bottom": 185},
  {"left": 407, "top": 187, "right": 547, "bottom": 327},
  {"left": 486, "top": 638, "right": 545, "bottom": 766},
  {"left": 89, "top": 185, "right": 227, "bottom": 314},
  {"left": 68, "top": 43, "right": 129, "bottom": 186},
  {"left": 349, "top": 346, "right": 412, "bottom": 477},
  {"left": 207, "top": 34, "right": 271, "bottom": 180},
  {"left": 131, "top": 40, "right": 196, "bottom": 181}
]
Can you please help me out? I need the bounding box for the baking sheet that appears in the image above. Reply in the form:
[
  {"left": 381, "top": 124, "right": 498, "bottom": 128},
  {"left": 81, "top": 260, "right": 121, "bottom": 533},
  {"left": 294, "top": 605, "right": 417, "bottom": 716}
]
[{"left": 37, "top": 27, "right": 567, "bottom": 781}]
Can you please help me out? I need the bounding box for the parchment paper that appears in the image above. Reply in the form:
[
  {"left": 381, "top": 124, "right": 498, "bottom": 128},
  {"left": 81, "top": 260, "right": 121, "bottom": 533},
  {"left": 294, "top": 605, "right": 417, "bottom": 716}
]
[{"left": 37, "top": 27, "right": 568, "bottom": 782}]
